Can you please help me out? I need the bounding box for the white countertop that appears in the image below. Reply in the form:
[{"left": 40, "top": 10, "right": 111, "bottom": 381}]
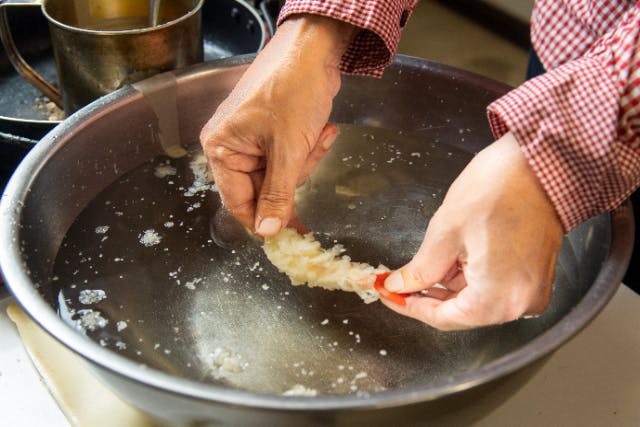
[
  {"left": 0, "top": 293, "right": 67, "bottom": 426},
  {"left": 1, "top": 285, "right": 639, "bottom": 426}
]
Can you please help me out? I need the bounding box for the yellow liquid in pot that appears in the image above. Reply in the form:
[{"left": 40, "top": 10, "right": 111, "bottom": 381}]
[{"left": 54, "top": 0, "right": 192, "bottom": 30}]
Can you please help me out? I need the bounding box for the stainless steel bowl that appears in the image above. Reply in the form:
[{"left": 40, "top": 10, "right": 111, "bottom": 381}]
[{"left": 0, "top": 55, "right": 633, "bottom": 426}]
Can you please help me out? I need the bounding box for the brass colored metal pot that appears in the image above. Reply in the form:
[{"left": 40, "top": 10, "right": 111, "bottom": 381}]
[{"left": 0, "top": 0, "right": 203, "bottom": 112}]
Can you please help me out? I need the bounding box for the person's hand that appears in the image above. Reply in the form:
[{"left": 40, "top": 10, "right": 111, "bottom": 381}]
[
  {"left": 200, "top": 15, "right": 356, "bottom": 237},
  {"left": 380, "top": 132, "right": 564, "bottom": 330}
]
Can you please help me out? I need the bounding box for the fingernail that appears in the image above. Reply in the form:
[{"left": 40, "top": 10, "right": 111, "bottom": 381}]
[
  {"left": 255, "top": 217, "right": 282, "bottom": 236},
  {"left": 322, "top": 128, "right": 339, "bottom": 149},
  {"left": 385, "top": 271, "right": 405, "bottom": 292}
]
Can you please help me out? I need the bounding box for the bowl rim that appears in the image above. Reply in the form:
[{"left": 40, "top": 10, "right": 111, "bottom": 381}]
[{"left": 0, "top": 54, "right": 633, "bottom": 411}]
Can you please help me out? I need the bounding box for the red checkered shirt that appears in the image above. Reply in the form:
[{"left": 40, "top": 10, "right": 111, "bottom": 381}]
[{"left": 279, "top": 0, "right": 640, "bottom": 231}]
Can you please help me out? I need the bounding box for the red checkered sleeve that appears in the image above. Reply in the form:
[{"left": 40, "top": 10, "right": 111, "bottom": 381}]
[
  {"left": 278, "top": 0, "right": 419, "bottom": 76},
  {"left": 488, "top": 5, "right": 640, "bottom": 231},
  {"left": 530, "top": 0, "right": 634, "bottom": 71}
]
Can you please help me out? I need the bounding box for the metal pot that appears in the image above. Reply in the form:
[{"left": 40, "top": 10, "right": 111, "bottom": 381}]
[
  {"left": 0, "top": 0, "right": 267, "bottom": 139},
  {"left": 0, "top": 0, "right": 267, "bottom": 191},
  {"left": 0, "top": 55, "right": 633, "bottom": 426}
]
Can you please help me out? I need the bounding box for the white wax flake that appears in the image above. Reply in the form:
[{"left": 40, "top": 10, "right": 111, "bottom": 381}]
[
  {"left": 379, "top": 349, "right": 388, "bottom": 356},
  {"left": 283, "top": 385, "right": 318, "bottom": 397},
  {"left": 154, "top": 162, "right": 177, "bottom": 178},
  {"left": 116, "top": 321, "right": 128, "bottom": 332},
  {"left": 78, "top": 289, "right": 106, "bottom": 305},
  {"left": 209, "top": 347, "right": 248, "bottom": 377},
  {"left": 261, "top": 284, "right": 270, "bottom": 290},
  {"left": 115, "top": 341, "right": 127, "bottom": 350},
  {"left": 186, "top": 202, "right": 201, "bottom": 212},
  {"left": 342, "top": 319, "right": 349, "bottom": 324},
  {"left": 185, "top": 277, "right": 202, "bottom": 290},
  {"left": 164, "top": 221, "right": 175, "bottom": 228},
  {"left": 249, "top": 262, "right": 260, "bottom": 272},
  {"left": 353, "top": 372, "right": 368, "bottom": 381},
  {"left": 94, "top": 225, "right": 110, "bottom": 234},
  {"left": 76, "top": 309, "right": 108, "bottom": 331},
  {"left": 320, "top": 319, "right": 329, "bottom": 326},
  {"left": 410, "top": 152, "right": 421, "bottom": 158},
  {"left": 184, "top": 154, "right": 217, "bottom": 197},
  {"left": 139, "top": 229, "right": 162, "bottom": 247}
]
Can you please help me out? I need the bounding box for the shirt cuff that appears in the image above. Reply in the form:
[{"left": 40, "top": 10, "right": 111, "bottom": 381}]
[
  {"left": 487, "top": 57, "right": 625, "bottom": 232},
  {"left": 278, "top": 0, "right": 418, "bottom": 76}
]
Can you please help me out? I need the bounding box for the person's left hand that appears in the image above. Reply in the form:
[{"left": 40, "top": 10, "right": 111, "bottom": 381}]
[
  {"left": 378, "top": 132, "right": 564, "bottom": 330},
  {"left": 199, "top": 16, "right": 355, "bottom": 237}
]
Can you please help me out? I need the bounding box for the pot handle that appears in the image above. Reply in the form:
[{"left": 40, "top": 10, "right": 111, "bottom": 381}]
[
  {"left": 258, "top": 0, "right": 278, "bottom": 38},
  {"left": 0, "top": 0, "right": 63, "bottom": 108}
]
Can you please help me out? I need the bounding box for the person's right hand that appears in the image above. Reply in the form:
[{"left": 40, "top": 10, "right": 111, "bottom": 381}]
[
  {"left": 379, "top": 132, "right": 564, "bottom": 330},
  {"left": 200, "top": 15, "right": 356, "bottom": 237}
]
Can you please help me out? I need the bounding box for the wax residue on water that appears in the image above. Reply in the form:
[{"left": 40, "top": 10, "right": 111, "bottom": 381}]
[
  {"left": 139, "top": 229, "right": 162, "bottom": 247},
  {"left": 94, "top": 225, "right": 110, "bottom": 234},
  {"left": 184, "top": 154, "right": 217, "bottom": 197},
  {"left": 53, "top": 150, "right": 223, "bottom": 341},
  {"left": 208, "top": 347, "right": 249, "bottom": 378},
  {"left": 76, "top": 309, "right": 109, "bottom": 331},
  {"left": 116, "top": 320, "right": 128, "bottom": 331},
  {"left": 283, "top": 384, "right": 318, "bottom": 397},
  {"left": 78, "top": 289, "right": 106, "bottom": 305},
  {"left": 154, "top": 162, "right": 177, "bottom": 178},
  {"left": 184, "top": 277, "right": 202, "bottom": 290},
  {"left": 50, "top": 125, "right": 470, "bottom": 396}
]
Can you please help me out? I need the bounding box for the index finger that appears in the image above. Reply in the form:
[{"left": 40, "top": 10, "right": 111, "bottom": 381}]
[{"left": 380, "top": 286, "right": 504, "bottom": 331}]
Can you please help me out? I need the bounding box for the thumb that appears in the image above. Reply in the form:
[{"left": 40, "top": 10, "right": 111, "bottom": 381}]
[
  {"left": 254, "top": 135, "right": 306, "bottom": 237},
  {"left": 384, "top": 228, "right": 461, "bottom": 293}
]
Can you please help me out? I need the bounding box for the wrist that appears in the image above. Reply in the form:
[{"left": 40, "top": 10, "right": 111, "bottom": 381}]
[
  {"left": 495, "top": 132, "right": 563, "bottom": 230},
  {"left": 277, "top": 14, "right": 357, "bottom": 68}
]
